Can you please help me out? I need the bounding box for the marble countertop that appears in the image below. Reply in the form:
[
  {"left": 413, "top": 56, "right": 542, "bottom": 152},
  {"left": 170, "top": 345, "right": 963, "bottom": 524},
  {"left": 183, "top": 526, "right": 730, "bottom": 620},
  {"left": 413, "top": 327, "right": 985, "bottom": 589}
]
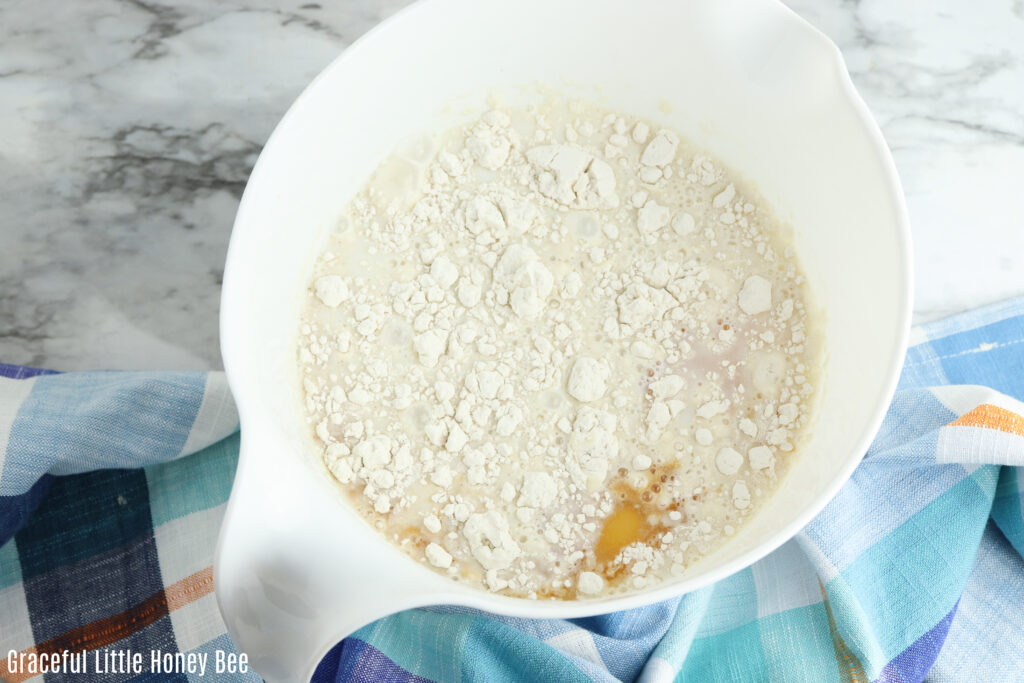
[{"left": 2, "top": 0, "right": 1022, "bottom": 371}]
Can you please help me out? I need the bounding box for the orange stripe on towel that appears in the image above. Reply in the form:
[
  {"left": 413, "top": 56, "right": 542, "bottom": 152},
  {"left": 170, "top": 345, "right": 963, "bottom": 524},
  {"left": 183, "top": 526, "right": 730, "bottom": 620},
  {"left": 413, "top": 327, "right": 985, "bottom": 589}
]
[
  {"left": 818, "top": 579, "right": 868, "bottom": 683},
  {"left": 949, "top": 404, "right": 1024, "bottom": 437},
  {"left": 0, "top": 647, "right": 38, "bottom": 683},
  {"left": 0, "top": 567, "right": 215, "bottom": 683},
  {"left": 165, "top": 565, "right": 215, "bottom": 611}
]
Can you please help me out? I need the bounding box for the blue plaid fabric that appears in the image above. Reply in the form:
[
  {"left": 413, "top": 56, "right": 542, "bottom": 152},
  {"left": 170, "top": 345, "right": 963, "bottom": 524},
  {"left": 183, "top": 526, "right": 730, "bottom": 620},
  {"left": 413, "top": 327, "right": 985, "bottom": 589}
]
[{"left": 2, "top": 298, "right": 1024, "bottom": 682}]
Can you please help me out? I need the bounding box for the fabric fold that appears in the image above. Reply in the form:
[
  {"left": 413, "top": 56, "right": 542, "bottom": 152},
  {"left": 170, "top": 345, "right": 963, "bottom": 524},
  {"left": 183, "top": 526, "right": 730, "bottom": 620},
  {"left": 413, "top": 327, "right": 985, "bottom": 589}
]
[{"left": 1, "top": 298, "right": 1023, "bottom": 682}]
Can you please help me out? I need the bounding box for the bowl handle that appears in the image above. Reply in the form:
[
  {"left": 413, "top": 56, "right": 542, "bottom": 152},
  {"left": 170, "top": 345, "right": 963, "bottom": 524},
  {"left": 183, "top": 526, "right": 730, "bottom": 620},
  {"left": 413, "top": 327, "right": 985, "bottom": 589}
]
[{"left": 214, "top": 436, "right": 430, "bottom": 682}]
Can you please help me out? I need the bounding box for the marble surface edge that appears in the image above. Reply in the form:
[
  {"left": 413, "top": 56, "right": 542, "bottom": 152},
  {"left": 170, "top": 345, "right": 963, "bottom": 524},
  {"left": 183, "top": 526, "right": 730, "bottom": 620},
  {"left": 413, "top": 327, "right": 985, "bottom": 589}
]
[{"left": 1, "top": 0, "right": 1022, "bottom": 370}]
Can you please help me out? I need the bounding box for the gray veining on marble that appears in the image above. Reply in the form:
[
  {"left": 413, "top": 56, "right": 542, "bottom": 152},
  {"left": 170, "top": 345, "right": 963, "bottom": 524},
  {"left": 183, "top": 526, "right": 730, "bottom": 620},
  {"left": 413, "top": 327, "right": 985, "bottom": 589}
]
[
  {"left": 1, "top": 0, "right": 1022, "bottom": 370},
  {"left": 793, "top": 0, "right": 1024, "bottom": 322}
]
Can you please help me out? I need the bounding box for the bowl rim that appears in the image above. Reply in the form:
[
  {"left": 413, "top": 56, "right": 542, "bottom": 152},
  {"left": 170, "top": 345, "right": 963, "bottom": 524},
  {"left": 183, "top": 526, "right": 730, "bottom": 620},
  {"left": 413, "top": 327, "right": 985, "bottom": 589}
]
[{"left": 217, "top": 0, "right": 913, "bottom": 668}]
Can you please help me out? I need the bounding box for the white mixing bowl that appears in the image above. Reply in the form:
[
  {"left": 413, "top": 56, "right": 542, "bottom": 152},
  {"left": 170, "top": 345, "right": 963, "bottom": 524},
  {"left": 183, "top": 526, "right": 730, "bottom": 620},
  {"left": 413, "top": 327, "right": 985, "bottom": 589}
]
[{"left": 216, "top": 0, "right": 912, "bottom": 680}]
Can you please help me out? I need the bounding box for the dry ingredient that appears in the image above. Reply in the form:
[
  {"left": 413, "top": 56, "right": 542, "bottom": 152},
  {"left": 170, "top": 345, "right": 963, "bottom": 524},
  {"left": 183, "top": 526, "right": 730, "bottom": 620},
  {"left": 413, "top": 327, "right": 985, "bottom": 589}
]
[{"left": 297, "top": 99, "right": 821, "bottom": 599}]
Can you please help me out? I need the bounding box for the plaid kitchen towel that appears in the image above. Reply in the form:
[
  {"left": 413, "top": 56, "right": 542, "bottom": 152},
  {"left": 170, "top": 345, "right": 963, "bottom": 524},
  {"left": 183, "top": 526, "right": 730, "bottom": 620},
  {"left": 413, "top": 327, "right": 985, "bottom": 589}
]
[{"left": 2, "top": 297, "right": 1024, "bottom": 683}]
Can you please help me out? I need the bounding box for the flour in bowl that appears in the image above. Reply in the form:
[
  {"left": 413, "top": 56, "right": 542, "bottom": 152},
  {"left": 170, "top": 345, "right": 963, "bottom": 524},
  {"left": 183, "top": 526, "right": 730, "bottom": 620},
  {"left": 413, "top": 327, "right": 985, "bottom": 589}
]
[{"left": 297, "top": 99, "right": 822, "bottom": 599}]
